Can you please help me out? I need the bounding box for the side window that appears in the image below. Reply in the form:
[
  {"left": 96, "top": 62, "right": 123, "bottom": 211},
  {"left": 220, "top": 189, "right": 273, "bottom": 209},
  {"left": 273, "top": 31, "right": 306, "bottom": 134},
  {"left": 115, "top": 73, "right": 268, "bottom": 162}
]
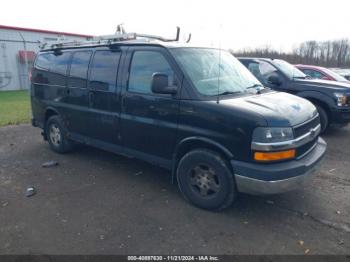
[
  {"left": 128, "top": 51, "right": 174, "bottom": 94},
  {"left": 49, "top": 52, "right": 71, "bottom": 86},
  {"left": 247, "top": 61, "right": 277, "bottom": 84},
  {"left": 35, "top": 53, "right": 52, "bottom": 70},
  {"left": 33, "top": 53, "right": 53, "bottom": 84},
  {"left": 303, "top": 69, "right": 324, "bottom": 79},
  {"left": 51, "top": 52, "right": 71, "bottom": 75},
  {"left": 247, "top": 62, "right": 261, "bottom": 76},
  {"left": 258, "top": 61, "right": 277, "bottom": 76},
  {"left": 89, "top": 50, "right": 120, "bottom": 92},
  {"left": 68, "top": 51, "right": 92, "bottom": 88},
  {"left": 301, "top": 69, "right": 311, "bottom": 77}
]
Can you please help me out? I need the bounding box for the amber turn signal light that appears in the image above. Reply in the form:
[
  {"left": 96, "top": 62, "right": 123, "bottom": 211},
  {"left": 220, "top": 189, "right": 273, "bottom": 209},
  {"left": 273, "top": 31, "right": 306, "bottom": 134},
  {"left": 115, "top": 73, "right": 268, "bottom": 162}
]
[{"left": 254, "top": 149, "right": 296, "bottom": 161}]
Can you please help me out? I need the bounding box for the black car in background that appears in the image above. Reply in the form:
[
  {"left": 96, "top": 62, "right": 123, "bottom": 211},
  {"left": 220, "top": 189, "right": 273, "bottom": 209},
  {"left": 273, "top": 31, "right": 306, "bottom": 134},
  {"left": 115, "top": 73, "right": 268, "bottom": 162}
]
[
  {"left": 239, "top": 58, "right": 350, "bottom": 132},
  {"left": 30, "top": 39, "right": 326, "bottom": 210}
]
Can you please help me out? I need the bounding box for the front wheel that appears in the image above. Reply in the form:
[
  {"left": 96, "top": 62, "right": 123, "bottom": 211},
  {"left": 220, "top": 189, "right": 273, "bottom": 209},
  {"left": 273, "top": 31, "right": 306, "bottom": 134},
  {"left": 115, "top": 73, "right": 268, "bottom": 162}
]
[{"left": 177, "top": 149, "right": 237, "bottom": 211}]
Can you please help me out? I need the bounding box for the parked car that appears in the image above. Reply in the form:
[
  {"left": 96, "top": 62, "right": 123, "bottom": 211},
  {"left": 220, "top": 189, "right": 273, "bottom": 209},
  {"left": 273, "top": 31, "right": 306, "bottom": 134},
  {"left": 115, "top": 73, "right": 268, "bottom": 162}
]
[
  {"left": 330, "top": 68, "right": 350, "bottom": 81},
  {"left": 31, "top": 36, "right": 326, "bottom": 210},
  {"left": 239, "top": 58, "right": 350, "bottom": 132},
  {"left": 295, "top": 64, "right": 350, "bottom": 83}
]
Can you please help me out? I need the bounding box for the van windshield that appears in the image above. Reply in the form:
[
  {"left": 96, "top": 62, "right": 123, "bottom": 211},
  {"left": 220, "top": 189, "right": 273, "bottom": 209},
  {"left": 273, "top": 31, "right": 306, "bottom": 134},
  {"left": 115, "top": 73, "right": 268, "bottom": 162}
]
[{"left": 170, "top": 48, "right": 262, "bottom": 96}]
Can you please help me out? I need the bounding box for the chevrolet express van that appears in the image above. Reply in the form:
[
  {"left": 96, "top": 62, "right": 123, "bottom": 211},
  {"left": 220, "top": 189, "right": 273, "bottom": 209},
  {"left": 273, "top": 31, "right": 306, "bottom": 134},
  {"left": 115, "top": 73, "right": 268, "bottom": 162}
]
[{"left": 31, "top": 36, "right": 326, "bottom": 210}]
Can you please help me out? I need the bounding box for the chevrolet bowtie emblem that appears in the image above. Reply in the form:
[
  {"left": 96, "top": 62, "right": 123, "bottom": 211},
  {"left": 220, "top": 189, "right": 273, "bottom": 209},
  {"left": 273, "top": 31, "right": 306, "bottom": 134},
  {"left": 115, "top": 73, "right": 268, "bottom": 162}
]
[{"left": 309, "top": 128, "right": 316, "bottom": 137}]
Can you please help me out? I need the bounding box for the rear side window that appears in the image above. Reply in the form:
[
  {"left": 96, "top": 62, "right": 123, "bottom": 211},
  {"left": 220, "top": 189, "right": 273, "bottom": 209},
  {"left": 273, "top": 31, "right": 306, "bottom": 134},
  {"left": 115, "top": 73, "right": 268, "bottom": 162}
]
[
  {"left": 128, "top": 51, "right": 174, "bottom": 94},
  {"left": 89, "top": 50, "right": 120, "bottom": 92},
  {"left": 68, "top": 51, "right": 92, "bottom": 88},
  {"left": 302, "top": 69, "right": 324, "bottom": 79},
  {"left": 51, "top": 52, "right": 71, "bottom": 75},
  {"left": 35, "top": 53, "right": 52, "bottom": 70},
  {"left": 35, "top": 52, "right": 70, "bottom": 75}
]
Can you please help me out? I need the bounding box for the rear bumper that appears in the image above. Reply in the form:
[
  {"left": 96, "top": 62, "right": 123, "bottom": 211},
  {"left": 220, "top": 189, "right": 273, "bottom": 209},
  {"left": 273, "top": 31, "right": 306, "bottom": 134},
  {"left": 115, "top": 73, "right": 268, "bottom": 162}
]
[
  {"left": 231, "top": 137, "right": 327, "bottom": 195},
  {"left": 31, "top": 118, "right": 38, "bottom": 127},
  {"left": 31, "top": 118, "right": 44, "bottom": 129}
]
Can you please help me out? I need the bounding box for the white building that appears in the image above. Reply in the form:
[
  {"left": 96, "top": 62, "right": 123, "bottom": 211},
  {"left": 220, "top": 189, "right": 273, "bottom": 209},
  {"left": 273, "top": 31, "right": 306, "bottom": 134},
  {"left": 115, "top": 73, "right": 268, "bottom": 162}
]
[{"left": 0, "top": 25, "right": 92, "bottom": 91}]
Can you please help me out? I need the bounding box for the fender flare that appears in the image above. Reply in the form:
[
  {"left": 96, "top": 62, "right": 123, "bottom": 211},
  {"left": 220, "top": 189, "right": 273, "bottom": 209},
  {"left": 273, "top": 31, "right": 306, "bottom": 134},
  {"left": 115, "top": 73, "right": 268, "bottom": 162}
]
[
  {"left": 296, "top": 90, "right": 334, "bottom": 109},
  {"left": 171, "top": 136, "right": 234, "bottom": 183},
  {"left": 44, "top": 107, "right": 60, "bottom": 121}
]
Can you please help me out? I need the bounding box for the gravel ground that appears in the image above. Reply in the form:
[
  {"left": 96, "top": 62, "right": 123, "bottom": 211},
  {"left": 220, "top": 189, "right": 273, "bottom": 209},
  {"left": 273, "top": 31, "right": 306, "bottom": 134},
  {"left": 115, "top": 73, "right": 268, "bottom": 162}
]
[{"left": 0, "top": 124, "right": 349, "bottom": 255}]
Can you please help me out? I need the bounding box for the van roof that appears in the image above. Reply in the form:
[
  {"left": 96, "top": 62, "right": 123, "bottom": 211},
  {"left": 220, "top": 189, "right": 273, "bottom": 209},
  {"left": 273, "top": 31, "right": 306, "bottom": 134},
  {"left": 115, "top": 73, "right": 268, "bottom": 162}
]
[
  {"left": 39, "top": 28, "right": 217, "bottom": 52},
  {"left": 40, "top": 40, "right": 217, "bottom": 52}
]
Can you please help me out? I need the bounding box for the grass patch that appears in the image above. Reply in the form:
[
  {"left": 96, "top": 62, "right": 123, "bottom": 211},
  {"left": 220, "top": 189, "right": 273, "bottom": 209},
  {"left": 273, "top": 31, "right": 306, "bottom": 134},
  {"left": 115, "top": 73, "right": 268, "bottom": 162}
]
[{"left": 0, "top": 90, "right": 31, "bottom": 127}]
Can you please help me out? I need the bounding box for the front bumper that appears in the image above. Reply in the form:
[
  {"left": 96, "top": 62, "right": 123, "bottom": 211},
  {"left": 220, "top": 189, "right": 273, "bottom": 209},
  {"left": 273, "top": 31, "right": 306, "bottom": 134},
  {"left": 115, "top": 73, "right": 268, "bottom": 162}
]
[
  {"left": 231, "top": 137, "right": 327, "bottom": 195},
  {"left": 331, "top": 107, "right": 350, "bottom": 124}
]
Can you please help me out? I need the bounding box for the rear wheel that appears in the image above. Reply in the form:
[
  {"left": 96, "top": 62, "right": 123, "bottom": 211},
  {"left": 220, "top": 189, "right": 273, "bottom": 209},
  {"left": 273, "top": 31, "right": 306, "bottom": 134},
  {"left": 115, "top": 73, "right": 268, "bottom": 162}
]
[
  {"left": 315, "top": 105, "right": 329, "bottom": 133},
  {"left": 45, "top": 115, "right": 74, "bottom": 153},
  {"left": 177, "top": 149, "right": 237, "bottom": 211}
]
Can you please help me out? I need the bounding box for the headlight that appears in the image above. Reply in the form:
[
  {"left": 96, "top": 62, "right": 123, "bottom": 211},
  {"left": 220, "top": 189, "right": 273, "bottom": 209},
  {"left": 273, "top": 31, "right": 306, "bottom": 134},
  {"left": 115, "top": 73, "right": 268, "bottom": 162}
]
[
  {"left": 252, "top": 127, "right": 295, "bottom": 162},
  {"left": 334, "top": 92, "right": 348, "bottom": 106},
  {"left": 252, "top": 127, "right": 294, "bottom": 143}
]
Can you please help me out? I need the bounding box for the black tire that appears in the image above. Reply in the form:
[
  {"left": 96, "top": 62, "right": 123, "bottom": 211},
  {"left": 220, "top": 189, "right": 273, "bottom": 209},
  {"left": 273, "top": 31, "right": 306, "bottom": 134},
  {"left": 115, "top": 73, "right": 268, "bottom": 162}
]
[
  {"left": 177, "top": 149, "right": 237, "bottom": 211},
  {"left": 45, "top": 115, "right": 74, "bottom": 153},
  {"left": 315, "top": 105, "right": 329, "bottom": 133}
]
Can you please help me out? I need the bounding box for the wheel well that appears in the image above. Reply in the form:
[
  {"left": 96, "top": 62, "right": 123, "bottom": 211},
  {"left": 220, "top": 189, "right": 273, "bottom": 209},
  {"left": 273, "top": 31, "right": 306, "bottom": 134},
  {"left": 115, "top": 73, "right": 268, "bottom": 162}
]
[
  {"left": 45, "top": 109, "right": 58, "bottom": 123},
  {"left": 307, "top": 98, "right": 331, "bottom": 120},
  {"left": 172, "top": 140, "right": 233, "bottom": 182}
]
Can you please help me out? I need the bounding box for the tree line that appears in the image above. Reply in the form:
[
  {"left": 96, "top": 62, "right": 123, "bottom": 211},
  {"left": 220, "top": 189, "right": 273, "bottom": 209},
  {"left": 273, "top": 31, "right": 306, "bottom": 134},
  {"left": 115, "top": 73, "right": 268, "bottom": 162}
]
[{"left": 232, "top": 39, "right": 350, "bottom": 68}]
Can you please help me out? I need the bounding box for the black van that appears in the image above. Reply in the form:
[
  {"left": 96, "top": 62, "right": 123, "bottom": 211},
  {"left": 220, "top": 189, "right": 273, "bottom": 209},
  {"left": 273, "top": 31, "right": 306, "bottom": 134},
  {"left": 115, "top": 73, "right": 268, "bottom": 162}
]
[
  {"left": 238, "top": 58, "right": 350, "bottom": 132},
  {"left": 31, "top": 38, "right": 326, "bottom": 210}
]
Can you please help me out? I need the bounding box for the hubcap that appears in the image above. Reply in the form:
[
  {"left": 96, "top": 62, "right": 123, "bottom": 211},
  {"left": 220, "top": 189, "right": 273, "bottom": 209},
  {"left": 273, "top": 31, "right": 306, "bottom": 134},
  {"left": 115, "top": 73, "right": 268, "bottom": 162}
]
[
  {"left": 49, "top": 124, "right": 62, "bottom": 146},
  {"left": 189, "top": 164, "right": 220, "bottom": 197}
]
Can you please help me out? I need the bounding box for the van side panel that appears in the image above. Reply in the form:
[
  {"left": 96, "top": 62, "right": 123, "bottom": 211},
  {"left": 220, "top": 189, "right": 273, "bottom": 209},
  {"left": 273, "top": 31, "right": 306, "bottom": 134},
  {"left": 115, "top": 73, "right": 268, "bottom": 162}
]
[
  {"left": 31, "top": 51, "right": 71, "bottom": 128},
  {"left": 119, "top": 46, "right": 183, "bottom": 162},
  {"left": 175, "top": 99, "right": 265, "bottom": 162}
]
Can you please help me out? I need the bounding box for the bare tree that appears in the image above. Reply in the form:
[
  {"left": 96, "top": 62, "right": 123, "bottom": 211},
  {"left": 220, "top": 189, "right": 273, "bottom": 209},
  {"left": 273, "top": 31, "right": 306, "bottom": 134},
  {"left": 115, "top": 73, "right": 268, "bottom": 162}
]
[{"left": 233, "top": 39, "right": 350, "bottom": 68}]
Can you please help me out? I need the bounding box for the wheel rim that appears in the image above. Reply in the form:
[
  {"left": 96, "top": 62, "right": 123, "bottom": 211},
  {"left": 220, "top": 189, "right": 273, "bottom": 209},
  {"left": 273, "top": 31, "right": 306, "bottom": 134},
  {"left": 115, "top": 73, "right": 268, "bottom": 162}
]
[
  {"left": 189, "top": 164, "right": 220, "bottom": 198},
  {"left": 49, "top": 124, "right": 62, "bottom": 147}
]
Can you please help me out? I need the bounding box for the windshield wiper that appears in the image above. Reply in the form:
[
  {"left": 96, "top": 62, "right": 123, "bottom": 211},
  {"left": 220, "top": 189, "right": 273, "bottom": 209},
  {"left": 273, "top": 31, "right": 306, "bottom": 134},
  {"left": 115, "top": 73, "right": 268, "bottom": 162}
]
[
  {"left": 294, "top": 76, "right": 307, "bottom": 79},
  {"left": 246, "top": 84, "right": 264, "bottom": 90},
  {"left": 216, "top": 91, "right": 241, "bottom": 96},
  {"left": 246, "top": 84, "right": 264, "bottom": 94}
]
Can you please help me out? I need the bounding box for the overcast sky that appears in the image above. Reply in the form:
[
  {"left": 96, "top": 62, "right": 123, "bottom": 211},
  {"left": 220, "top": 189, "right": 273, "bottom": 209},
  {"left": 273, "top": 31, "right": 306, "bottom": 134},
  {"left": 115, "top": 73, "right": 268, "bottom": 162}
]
[{"left": 1, "top": 0, "right": 349, "bottom": 51}]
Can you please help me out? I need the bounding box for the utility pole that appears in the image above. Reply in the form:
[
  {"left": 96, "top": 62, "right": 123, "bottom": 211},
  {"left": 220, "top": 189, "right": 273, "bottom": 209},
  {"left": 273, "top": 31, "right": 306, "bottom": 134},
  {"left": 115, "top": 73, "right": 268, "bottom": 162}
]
[{"left": 19, "top": 32, "right": 29, "bottom": 90}]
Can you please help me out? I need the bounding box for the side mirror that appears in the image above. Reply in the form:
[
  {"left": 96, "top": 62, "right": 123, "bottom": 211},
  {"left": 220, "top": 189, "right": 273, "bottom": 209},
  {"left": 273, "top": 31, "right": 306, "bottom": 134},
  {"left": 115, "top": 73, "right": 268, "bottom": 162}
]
[
  {"left": 151, "top": 73, "right": 177, "bottom": 95},
  {"left": 267, "top": 74, "right": 282, "bottom": 86}
]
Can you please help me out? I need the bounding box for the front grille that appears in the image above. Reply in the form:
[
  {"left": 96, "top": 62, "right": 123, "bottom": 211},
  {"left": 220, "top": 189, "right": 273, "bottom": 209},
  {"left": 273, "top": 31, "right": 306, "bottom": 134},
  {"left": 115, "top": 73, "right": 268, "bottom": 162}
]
[
  {"left": 297, "top": 137, "right": 317, "bottom": 158},
  {"left": 294, "top": 115, "right": 320, "bottom": 138},
  {"left": 293, "top": 115, "right": 320, "bottom": 158}
]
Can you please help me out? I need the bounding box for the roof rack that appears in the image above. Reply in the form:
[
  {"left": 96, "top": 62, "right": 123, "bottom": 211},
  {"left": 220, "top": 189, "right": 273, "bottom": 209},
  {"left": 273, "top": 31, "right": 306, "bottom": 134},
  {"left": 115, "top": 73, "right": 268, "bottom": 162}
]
[{"left": 42, "top": 25, "right": 183, "bottom": 50}]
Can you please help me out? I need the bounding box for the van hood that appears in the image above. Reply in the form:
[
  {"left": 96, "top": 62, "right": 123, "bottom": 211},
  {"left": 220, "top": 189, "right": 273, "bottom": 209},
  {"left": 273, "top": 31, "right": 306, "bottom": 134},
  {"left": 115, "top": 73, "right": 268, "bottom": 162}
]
[{"left": 220, "top": 91, "right": 317, "bottom": 127}]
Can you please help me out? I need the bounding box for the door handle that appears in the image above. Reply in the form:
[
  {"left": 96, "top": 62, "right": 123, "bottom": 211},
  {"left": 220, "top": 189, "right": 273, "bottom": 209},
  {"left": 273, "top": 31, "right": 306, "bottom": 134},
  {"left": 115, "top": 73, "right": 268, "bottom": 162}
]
[
  {"left": 65, "top": 89, "right": 70, "bottom": 95},
  {"left": 121, "top": 95, "right": 126, "bottom": 109},
  {"left": 89, "top": 92, "right": 94, "bottom": 106}
]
